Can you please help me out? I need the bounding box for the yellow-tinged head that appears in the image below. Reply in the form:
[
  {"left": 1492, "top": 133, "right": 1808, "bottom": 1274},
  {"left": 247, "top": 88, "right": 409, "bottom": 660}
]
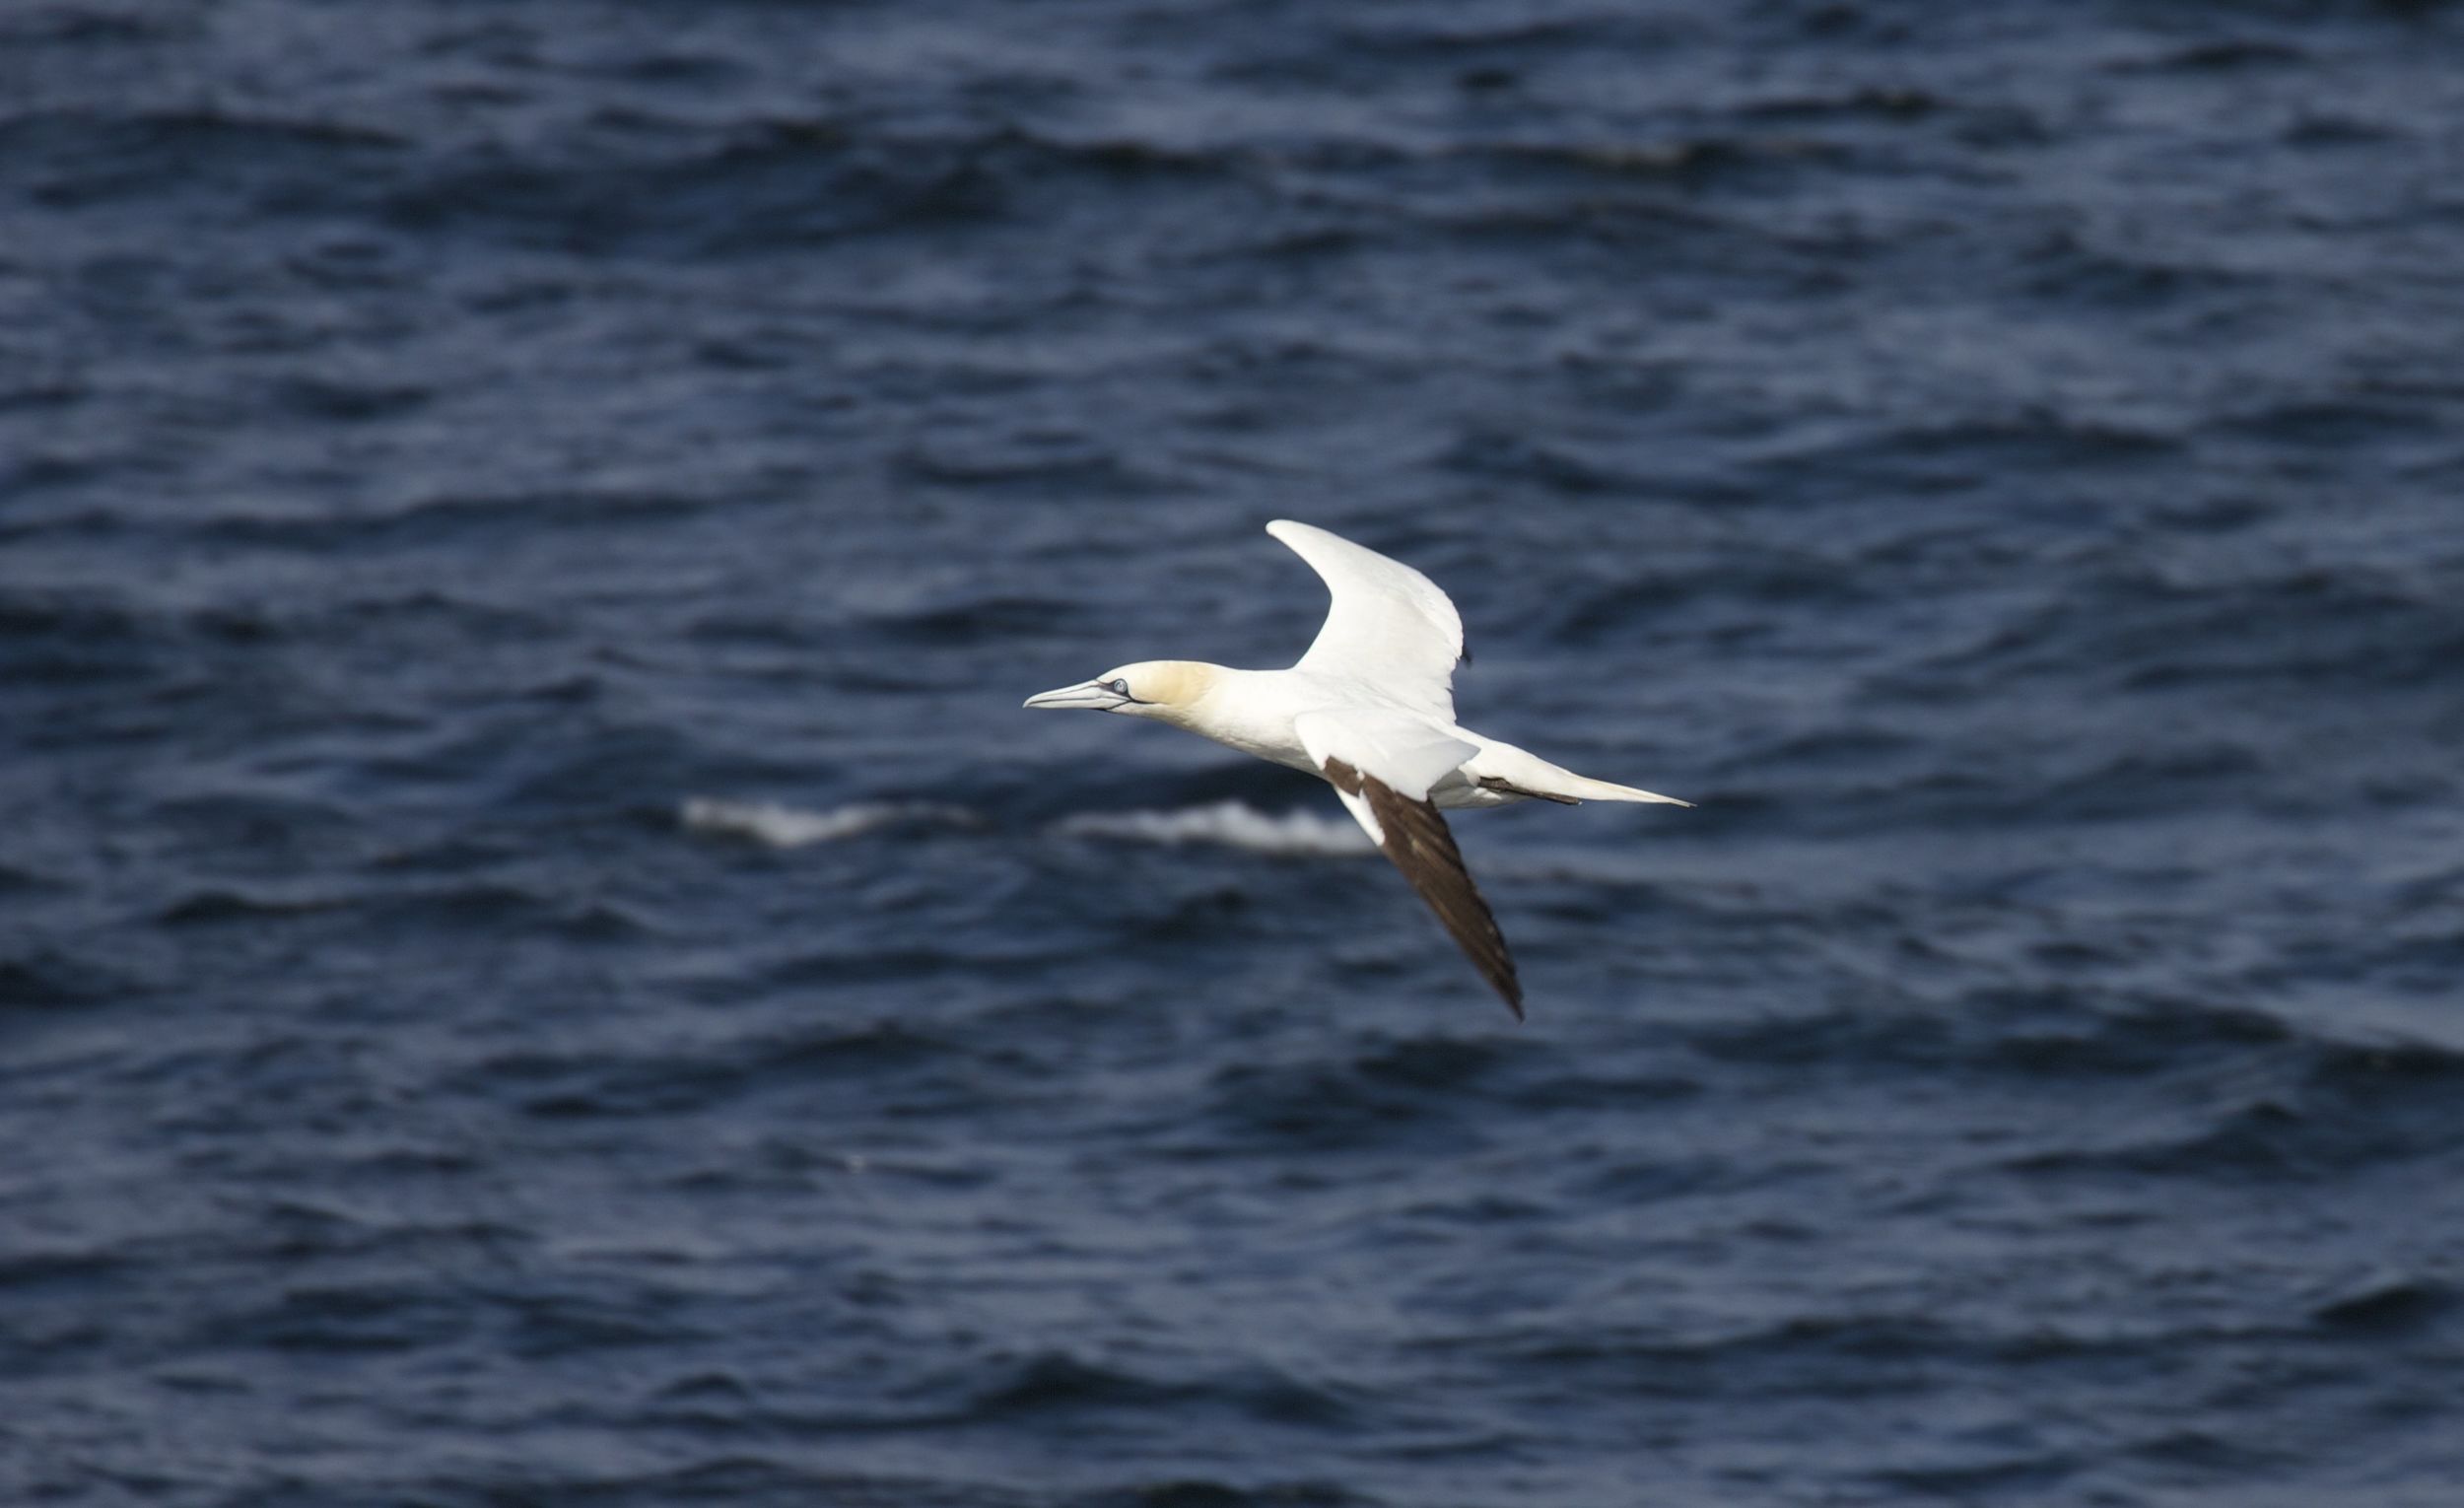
[{"left": 1022, "top": 659, "right": 1218, "bottom": 721}]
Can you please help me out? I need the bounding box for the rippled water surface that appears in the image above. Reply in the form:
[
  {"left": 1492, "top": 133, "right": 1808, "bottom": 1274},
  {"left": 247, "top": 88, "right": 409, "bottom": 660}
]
[{"left": 6, "top": 2, "right": 2464, "bottom": 1504}]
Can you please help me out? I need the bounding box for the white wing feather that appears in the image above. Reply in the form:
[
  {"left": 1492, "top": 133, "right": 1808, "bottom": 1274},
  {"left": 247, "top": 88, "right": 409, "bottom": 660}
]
[
  {"left": 1267, "top": 520, "right": 1463, "bottom": 720},
  {"left": 1293, "top": 709, "right": 1475, "bottom": 845}
]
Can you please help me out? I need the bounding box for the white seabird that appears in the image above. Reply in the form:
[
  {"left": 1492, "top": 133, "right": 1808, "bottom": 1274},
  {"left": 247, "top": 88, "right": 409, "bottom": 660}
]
[{"left": 1025, "top": 519, "right": 1689, "bottom": 1020}]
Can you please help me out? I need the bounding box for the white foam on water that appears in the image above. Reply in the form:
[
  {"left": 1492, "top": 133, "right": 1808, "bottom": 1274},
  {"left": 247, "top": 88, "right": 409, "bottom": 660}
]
[
  {"left": 1054, "top": 800, "right": 1372, "bottom": 857},
  {"left": 680, "top": 797, "right": 981, "bottom": 848}
]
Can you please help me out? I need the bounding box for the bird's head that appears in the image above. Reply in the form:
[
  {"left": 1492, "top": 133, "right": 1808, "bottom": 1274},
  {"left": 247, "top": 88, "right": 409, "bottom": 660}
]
[{"left": 1022, "top": 660, "right": 1215, "bottom": 723}]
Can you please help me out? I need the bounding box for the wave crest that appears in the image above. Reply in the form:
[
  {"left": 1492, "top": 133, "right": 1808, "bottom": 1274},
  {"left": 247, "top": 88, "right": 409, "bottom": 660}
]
[
  {"left": 679, "top": 797, "right": 980, "bottom": 848},
  {"left": 680, "top": 796, "right": 1368, "bottom": 856},
  {"left": 1056, "top": 800, "right": 1371, "bottom": 857}
]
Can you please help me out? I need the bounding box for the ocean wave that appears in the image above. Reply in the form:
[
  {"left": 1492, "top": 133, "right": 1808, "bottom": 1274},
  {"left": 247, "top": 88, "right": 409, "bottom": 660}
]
[
  {"left": 677, "top": 796, "right": 1366, "bottom": 856},
  {"left": 1054, "top": 800, "right": 1371, "bottom": 857},
  {"left": 679, "top": 797, "right": 982, "bottom": 847},
  {"left": 965, "top": 1349, "right": 1357, "bottom": 1429}
]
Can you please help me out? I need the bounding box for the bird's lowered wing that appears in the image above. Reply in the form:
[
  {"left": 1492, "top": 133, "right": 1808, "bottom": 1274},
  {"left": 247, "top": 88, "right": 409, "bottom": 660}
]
[
  {"left": 1268, "top": 520, "right": 1464, "bottom": 720},
  {"left": 1293, "top": 709, "right": 1523, "bottom": 1019}
]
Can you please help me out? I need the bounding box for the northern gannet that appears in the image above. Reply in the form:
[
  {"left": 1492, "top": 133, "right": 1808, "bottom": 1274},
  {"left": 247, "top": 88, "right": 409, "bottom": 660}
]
[{"left": 1025, "top": 520, "right": 1689, "bottom": 1020}]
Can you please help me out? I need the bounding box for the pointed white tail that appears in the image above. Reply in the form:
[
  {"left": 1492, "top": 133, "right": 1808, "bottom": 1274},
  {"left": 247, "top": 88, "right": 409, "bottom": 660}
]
[
  {"left": 1549, "top": 773, "right": 1693, "bottom": 806},
  {"left": 1462, "top": 739, "right": 1693, "bottom": 807}
]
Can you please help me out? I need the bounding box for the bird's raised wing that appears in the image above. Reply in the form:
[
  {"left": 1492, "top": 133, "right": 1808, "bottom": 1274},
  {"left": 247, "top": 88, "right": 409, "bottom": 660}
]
[
  {"left": 1267, "top": 520, "right": 1463, "bottom": 720},
  {"left": 1293, "top": 708, "right": 1522, "bottom": 1019}
]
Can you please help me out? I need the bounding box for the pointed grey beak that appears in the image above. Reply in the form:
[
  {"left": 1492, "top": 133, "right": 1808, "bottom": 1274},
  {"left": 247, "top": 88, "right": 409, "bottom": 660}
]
[{"left": 1023, "top": 680, "right": 1123, "bottom": 711}]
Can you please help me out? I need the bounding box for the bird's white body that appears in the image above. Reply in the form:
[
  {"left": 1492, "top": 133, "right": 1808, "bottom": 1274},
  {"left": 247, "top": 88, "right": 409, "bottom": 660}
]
[
  {"left": 1025, "top": 518, "right": 1687, "bottom": 1017},
  {"left": 1138, "top": 664, "right": 1656, "bottom": 811}
]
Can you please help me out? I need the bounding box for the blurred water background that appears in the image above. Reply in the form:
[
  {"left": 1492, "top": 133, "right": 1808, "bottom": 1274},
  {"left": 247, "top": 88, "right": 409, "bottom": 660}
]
[{"left": 4, "top": 2, "right": 2463, "bottom": 1504}]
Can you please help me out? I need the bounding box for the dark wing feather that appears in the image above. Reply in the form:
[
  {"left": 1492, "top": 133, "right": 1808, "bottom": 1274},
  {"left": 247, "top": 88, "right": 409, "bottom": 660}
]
[{"left": 1324, "top": 758, "right": 1524, "bottom": 1019}]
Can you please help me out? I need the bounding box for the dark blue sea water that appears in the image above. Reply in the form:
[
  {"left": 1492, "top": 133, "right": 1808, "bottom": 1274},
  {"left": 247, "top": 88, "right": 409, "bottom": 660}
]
[{"left": 6, "top": 3, "right": 2464, "bottom": 1504}]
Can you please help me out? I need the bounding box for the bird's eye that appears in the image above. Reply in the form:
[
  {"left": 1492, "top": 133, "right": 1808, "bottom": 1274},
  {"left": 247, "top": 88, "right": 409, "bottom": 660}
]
[{"left": 1105, "top": 679, "right": 1131, "bottom": 697}]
